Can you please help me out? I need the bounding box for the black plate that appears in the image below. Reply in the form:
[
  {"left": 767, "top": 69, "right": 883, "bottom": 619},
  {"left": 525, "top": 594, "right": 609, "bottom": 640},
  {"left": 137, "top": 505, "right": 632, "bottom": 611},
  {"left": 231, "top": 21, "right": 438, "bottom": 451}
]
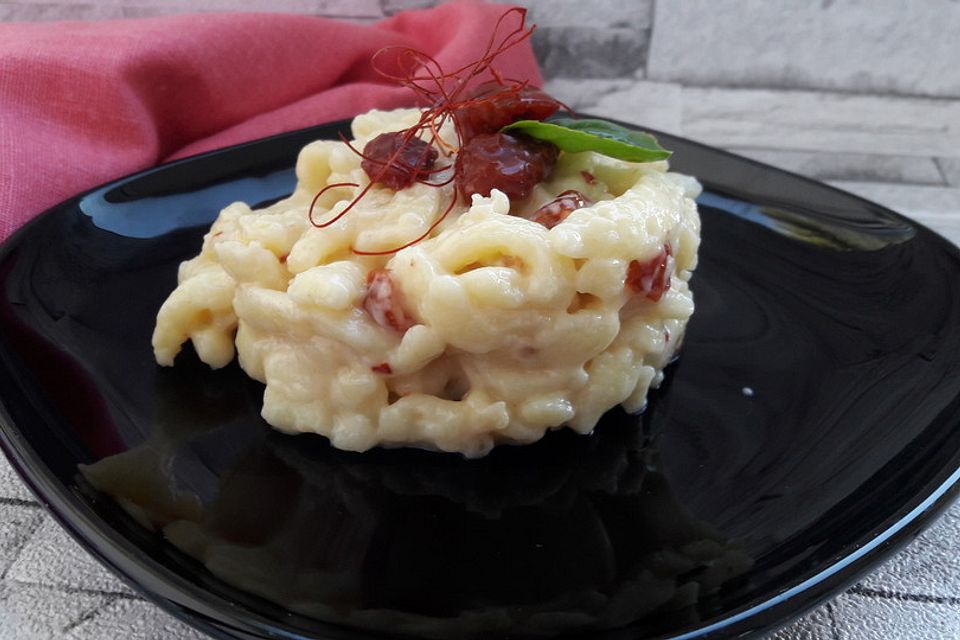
[{"left": 2, "top": 119, "right": 960, "bottom": 640}]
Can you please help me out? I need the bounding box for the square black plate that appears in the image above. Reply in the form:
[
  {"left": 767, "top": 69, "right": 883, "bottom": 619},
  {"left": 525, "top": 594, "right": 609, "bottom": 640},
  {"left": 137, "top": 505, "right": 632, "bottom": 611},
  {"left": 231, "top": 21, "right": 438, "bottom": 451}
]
[{"left": 2, "top": 119, "right": 960, "bottom": 640}]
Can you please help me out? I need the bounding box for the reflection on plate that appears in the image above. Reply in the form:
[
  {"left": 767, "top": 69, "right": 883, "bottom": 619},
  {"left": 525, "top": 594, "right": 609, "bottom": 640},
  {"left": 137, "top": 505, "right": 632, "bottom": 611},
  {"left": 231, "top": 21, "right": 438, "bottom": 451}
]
[
  {"left": 79, "top": 367, "right": 753, "bottom": 638},
  {"left": 1, "top": 119, "right": 960, "bottom": 640}
]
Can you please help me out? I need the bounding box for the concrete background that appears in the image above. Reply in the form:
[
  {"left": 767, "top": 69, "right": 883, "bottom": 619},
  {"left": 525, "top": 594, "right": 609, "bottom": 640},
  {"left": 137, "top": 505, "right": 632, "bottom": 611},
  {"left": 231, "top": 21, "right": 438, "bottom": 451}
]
[{"left": 2, "top": 1, "right": 960, "bottom": 638}]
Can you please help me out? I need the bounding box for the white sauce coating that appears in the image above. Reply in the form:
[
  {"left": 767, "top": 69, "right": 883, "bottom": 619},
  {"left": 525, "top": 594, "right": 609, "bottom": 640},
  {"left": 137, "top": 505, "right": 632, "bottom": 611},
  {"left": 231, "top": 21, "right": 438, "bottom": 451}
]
[{"left": 152, "top": 108, "right": 701, "bottom": 457}]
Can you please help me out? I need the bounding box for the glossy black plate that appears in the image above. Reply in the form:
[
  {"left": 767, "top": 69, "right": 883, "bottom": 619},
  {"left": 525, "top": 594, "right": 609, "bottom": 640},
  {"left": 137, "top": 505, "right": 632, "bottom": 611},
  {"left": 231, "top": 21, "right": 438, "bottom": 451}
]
[{"left": 2, "top": 119, "right": 960, "bottom": 640}]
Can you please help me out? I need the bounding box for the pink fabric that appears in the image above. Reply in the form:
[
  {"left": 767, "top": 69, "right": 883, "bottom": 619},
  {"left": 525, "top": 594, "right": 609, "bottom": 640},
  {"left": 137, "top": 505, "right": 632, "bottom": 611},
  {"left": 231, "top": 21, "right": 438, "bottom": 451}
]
[{"left": 0, "top": 2, "right": 542, "bottom": 241}]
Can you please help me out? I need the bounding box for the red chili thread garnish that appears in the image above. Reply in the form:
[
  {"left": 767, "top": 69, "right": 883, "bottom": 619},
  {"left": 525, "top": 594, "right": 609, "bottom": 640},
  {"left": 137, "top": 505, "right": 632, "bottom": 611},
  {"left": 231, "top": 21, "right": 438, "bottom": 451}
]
[
  {"left": 371, "top": 362, "right": 393, "bottom": 374},
  {"left": 308, "top": 182, "right": 360, "bottom": 228},
  {"left": 307, "top": 7, "right": 569, "bottom": 256},
  {"left": 352, "top": 194, "right": 459, "bottom": 256},
  {"left": 370, "top": 8, "right": 541, "bottom": 123},
  {"left": 626, "top": 243, "right": 673, "bottom": 302}
]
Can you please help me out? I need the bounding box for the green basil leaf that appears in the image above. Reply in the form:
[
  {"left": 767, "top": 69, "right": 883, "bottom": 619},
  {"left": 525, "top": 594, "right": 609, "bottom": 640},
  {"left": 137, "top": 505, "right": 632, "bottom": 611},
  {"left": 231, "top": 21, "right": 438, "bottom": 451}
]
[{"left": 501, "top": 118, "right": 672, "bottom": 163}]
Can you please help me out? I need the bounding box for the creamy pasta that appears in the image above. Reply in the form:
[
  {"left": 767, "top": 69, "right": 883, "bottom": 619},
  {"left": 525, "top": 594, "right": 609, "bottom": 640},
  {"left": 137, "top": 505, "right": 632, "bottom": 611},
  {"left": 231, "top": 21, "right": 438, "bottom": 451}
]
[{"left": 152, "top": 108, "right": 701, "bottom": 457}]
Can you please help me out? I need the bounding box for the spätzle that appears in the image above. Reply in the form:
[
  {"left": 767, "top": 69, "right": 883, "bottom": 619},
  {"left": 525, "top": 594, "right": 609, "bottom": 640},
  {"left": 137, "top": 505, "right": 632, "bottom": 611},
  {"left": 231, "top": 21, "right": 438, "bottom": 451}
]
[{"left": 152, "top": 108, "right": 701, "bottom": 457}]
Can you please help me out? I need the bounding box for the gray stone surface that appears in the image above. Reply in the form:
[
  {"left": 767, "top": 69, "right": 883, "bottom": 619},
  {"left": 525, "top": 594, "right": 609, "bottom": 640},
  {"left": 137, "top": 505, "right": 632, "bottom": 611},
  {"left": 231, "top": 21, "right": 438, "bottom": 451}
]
[
  {"left": 547, "top": 79, "right": 960, "bottom": 160},
  {"left": 646, "top": 0, "right": 960, "bottom": 99},
  {"left": 545, "top": 78, "right": 683, "bottom": 132},
  {"left": 522, "top": 0, "right": 651, "bottom": 29},
  {"left": 830, "top": 591, "right": 960, "bottom": 639},
  {"left": 939, "top": 158, "right": 960, "bottom": 187},
  {"left": 533, "top": 25, "right": 649, "bottom": 78},
  {"left": 120, "top": 0, "right": 379, "bottom": 18},
  {"left": 526, "top": 0, "right": 653, "bottom": 78},
  {"left": 827, "top": 182, "right": 960, "bottom": 247},
  {"left": 0, "top": 583, "right": 112, "bottom": 640},
  {"left": 731, "top": 148, "right": 946, "bottom": 186},
  {"left": 0, "top": 3, "right": 122, "bottom": 20},
  {"left": 682, "top": 86, "right": 960, "bottom": 157},
  {"left": 63, "top": 598, "right": 207, "bottom": 640},
  {"left": 0, "top": 504, "right": 43, "bottom": 579},
  {"left": 10, "top": 0, "right": 371, "bottom": 7},
  {"left": 828, "top": 181, "right": 960, "bottom": 219},
  {"left": 2, "top": 0, "right": 382, "bottom": 19},
  {"left": 0, "top": 455, "right": 34, "bottom": 502},
  {"left": 380, "top": 0, "right": 433, "bottom": 15},
  {"left": 768, "top": 604, "right": 836, "bottom": 640},
  {"left": 858, "top": 506, "right": 960, "bottom": 600},
  {"left": 4, "top": 516, "right": 132, "bottom": 594},
  {"left": 907, "top": 214, "right": 960, "bottom": 249}
]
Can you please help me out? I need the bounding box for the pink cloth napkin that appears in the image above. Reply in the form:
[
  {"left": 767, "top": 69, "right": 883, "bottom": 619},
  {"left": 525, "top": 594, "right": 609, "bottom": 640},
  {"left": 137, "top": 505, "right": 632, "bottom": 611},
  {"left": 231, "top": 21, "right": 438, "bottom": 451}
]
[{"left": 0, "top": 2, "right": 542, "bottom": 242}]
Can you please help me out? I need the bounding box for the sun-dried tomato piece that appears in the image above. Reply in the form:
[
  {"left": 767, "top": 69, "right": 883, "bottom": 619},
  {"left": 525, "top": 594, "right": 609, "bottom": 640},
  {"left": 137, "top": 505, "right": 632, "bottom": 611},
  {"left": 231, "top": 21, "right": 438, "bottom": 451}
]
[
  {"left": 454, "top": 82, "right": 562, "bottom": 142},
  {"left": 363, "top": 269, "right": 415, "bottom": 332},
  {"left": 530, "top": 190, "right": 593, "bottom": 229},
  {"left": 626, "top": 244, "right": 673, "bottom": 302},
  {"left": 361, "top": 132, "right": 438, "bottom": 190},
  {"left": 455, "top": 133, "right": 558, "bottom": 201}
]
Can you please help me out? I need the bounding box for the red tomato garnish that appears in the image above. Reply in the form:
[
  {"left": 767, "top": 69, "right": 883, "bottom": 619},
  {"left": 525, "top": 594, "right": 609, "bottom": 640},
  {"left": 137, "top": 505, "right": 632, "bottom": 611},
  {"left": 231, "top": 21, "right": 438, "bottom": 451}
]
[
  {"left": 454, "top": 82, "right": 562, "bottom": 143},
  {"left": 361, "top": 132, "right": 439, "bottom": 190},
  {"left": 456, "top": 133, "right": 558, "bottom": 201}
]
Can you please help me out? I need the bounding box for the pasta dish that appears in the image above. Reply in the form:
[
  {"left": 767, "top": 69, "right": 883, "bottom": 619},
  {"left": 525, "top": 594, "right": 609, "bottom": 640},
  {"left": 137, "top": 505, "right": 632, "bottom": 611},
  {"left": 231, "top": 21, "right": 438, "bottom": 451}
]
[
  {"left": 151, "top": 9, "right": 700, "bottom": 457},
  {"left": 152, "top": 108, "right": 700, "bottom": 457}
]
